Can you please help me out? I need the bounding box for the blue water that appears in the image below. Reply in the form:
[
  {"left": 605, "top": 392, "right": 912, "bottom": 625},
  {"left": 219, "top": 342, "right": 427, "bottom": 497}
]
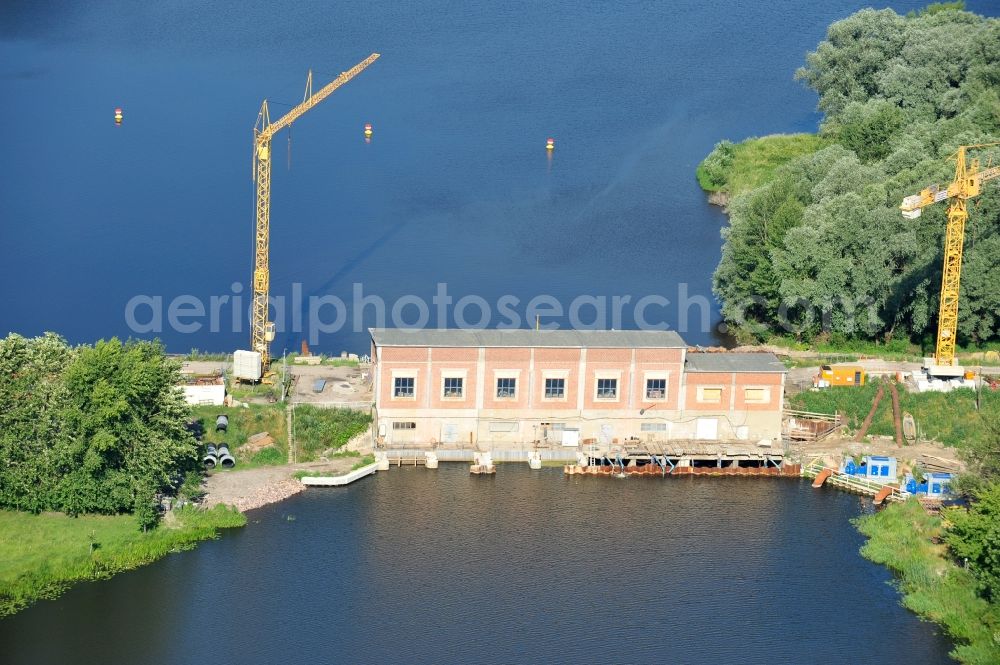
[
  {"left": 0, "top": 468, "right": 955, "bottom": 664},
  {"left": 7, "top": 0, "right": 992, "bottom": 355}
]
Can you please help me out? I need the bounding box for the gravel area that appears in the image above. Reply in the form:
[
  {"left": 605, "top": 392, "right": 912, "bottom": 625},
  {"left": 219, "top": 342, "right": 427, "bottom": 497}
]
[{"left": 202, "top": 458, "right": 361, "bottom": 512}]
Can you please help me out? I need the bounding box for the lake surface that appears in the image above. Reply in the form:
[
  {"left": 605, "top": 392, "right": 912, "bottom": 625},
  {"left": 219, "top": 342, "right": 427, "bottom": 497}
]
[
  {"left": 0, "top": 467, "right": 954, "bottom": 664},
  {"left": 6, "top": 0, "right": 989, "bottom": 354}
]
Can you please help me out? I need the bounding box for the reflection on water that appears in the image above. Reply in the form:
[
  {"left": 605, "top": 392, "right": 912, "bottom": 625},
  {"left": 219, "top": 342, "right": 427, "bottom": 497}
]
[{"left": 0, "top": 466, "right": 953, "bottom": 665}]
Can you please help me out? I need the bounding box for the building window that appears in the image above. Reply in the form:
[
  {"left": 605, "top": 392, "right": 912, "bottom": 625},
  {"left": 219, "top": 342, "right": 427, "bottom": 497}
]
[
  {"left": 646, "top": 378, "right": 667, "bottom": 399},
  {"left": 640, "top": 422, "right": 667, "bottom": 432},
  {"left": 544, "top": 378, "right": 565, "bottom": 399},
  {"left": 496, "top": 377, "right": 517, "bottom": 399},
  {"left": 443, "top": 377, "right": 464, "bottom": 398},
  {"left": 596, "top": 378, "right": 617, "bottom": 399},
  {"left": 698, "top": 387, "right": 722, "bottom": 403},
  {"left": 489, "top": 421, "right": 518, "bottom": 432},
  {"left": 744, "top": 387, "right": 769, "bottom": 404},
  {"left": 393, "top": 377, "right": 414, "bottom": 398},
  {"left": 392, "top": 421, "right": 416, "bottom": 430}
]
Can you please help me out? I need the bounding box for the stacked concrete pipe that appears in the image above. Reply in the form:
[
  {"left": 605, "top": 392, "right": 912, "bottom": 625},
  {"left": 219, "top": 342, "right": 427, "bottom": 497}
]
[
  {"left": 217, "top": 445, "right": 236, "bottom": 468},
  {"left": 203, "top": 444, "right": 218, "bottom": 469}
]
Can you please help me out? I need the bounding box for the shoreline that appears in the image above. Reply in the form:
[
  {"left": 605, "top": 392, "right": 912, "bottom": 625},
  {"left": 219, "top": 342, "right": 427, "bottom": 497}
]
[
  {"left": 0, "top": 506, "right": 245, "bottom": 618},
  {"left": 201, "top": 457, "right": 363, "bottom": 513}
]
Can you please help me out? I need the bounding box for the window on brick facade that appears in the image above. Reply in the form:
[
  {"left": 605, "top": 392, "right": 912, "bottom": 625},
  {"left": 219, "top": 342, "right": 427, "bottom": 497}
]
[
  {"left": 646, "top": 378, "right": 667, "bottom": 399},
  {"left": 443, "top": 377, "right": 464, "bottom": 398},
  {"left": 596, "top": 378, "right": 618, "bottom": 399},
  {"left": 698, "top": 387, "right": 722, "bottom": 403},
  {"left": 393, "top": 377, "right": 414, "bottom": 398},
  {"left": 496, "top": 377, "right": 516, "bottom": 398},
  {"left": 544, "top": 378, "right": 565, "bottom": 399},
  {"left": 641, "top": 422, "right": 667, "bottom": 432},
  {"left": 744, "top": 387, "right": 768, "bottom": 403}
]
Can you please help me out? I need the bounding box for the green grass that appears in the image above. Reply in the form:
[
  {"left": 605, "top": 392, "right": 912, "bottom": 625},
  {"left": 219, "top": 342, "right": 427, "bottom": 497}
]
[
  {"left": 791, "top": 380, "right": 999, "bottom": 447},
  {"left": 0, "top": 506, "right": 245, "bottom": 617},
  {"left": 855, "top": 501, "right": 1000, "bottom": 664},
  {"left": 190, "top": 404, "right": 289, "bottom": 468},
  {"left": 696, "top": 133, "right": 830, "bottom": 197},
  {"left": 180, "top": 349, "right": 230, "bottom": 361},
  {"left": 323, "top": 357, "right": 360, "bottom": 367},
  {"left": 293, "top": 406, "right": 372, "bottom": 462},
  {"left": 766, "top": 334, "right": 1000, "bottom": 364},
  {"left": 352, "top": 454, "right": 376, "bottom": 470}
]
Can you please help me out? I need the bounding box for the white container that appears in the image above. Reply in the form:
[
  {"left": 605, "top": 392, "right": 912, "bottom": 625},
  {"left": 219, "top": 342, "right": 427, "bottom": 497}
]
[{"left": 233, "top": 350, "right": 262, "bottom": 381}]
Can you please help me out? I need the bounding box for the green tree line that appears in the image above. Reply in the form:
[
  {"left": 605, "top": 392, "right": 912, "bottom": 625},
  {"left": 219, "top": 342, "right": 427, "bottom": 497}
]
[
  {"left": 0, "top": 333, "right": 197, "bottom": 529},
  {"left": 702, "top": 3, "right": 1000, "bottom": 346}
]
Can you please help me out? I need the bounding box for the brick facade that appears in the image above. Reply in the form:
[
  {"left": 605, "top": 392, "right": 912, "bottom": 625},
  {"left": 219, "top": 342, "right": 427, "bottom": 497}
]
[{"left": 370, "top": 330, "right": 785, "bottom": 447}]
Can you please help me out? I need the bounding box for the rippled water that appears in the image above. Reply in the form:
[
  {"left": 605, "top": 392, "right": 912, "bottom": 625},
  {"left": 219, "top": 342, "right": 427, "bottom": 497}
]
[
  {"left": 3, "top": 0, "right": 975, "bottom": 352},
  {"left": 0, "top": 466, "right": 953, "bottom": 664}
]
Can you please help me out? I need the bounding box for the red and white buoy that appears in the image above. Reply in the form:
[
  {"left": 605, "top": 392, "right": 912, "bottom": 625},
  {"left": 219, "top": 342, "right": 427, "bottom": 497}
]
[
  {"left": 114, "top": 107, "right": 123, "bottom": 125},
  {"left": 546, "top": 137, "right": 555, "bottom": 151},
  {"left": 364, "top": 122, "right": 373, "bottom": 138}
]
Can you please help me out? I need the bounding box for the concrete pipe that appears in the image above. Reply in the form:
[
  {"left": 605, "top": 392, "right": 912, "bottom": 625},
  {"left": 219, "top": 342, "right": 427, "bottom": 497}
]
[
  {"left": 217, "top": 445, "right": 236, "bottom": 468},
  {"left": 203, "top": 445, "right": 218, "bottom": 469},
  {"left": 215, "top": 415, "right": 229, "bottom": 433}
]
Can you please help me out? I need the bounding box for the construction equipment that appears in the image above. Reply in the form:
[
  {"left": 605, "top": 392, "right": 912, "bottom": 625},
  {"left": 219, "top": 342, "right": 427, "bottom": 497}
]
[
  {"left": 814, "top": 364, "right": 865, "bottom": 388},
  {"left": 245, "top": 53, "right": 380, "bottom": 376},
  {"left": 901, "top": 142, "right": 1000, "bottom": 374}
]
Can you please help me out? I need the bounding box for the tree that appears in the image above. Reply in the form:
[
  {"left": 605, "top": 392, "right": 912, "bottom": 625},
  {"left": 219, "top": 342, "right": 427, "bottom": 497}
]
[
  {"left": 829, "top": 100, "right": 906, "bottom": 162},
  {"left": 944, "top": 479, "right": 1000, "bottom": 601},
  {"left": 710, "top": 6, "right": 999, "bottom": 346},
  {"left": 0, "top": 334, "right": 198, "bottom": 526}
]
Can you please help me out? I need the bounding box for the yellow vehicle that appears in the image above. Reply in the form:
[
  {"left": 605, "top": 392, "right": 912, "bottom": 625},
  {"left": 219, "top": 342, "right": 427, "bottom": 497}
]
[{"left": 815, "top": 365, "right": 865, "bottom": 388}]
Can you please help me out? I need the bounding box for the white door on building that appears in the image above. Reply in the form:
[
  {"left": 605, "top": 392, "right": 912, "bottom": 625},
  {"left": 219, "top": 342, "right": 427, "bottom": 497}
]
[
  {"left": 695, "top": 418, "right": 718, "bottom": 440},
  {"left": 441, "top": 423, "right": 459, "bottom": 444},
  {"left": 561, "top": 428, "right": 580, "bottom": 447}
]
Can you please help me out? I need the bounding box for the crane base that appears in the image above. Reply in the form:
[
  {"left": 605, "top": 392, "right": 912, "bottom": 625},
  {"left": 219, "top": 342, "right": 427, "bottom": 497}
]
[{"left": 922, "top": 359, "right": 965, "bottom": 378}]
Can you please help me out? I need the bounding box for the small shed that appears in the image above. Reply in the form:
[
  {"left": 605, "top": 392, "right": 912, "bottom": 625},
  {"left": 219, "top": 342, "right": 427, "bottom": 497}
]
[
  {"left": 841, "top": 455, "right": 897, "bottom": 480},
  {"left": 863, "top": 455, "right": 896, "bottom": 479},
  {"left": 903, "top": 472, "right": 953, "bottom": 497},
  {"left": 925, "top": 472, "right": 953, "bottom": 497}
]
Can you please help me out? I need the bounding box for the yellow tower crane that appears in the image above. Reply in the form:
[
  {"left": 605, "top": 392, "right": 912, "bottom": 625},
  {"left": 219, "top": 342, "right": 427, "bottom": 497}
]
[
  {"left": 248, "top": 53, "right": 380, "bottom": 375},
  {"left": 900, "top": 142, "right": 1000, "bottom": 374}
]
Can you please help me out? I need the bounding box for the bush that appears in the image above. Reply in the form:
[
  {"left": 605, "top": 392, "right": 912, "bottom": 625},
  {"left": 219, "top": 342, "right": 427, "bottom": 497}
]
[
  {"left": 294, "top": 407, "right": 372, "bottom": 461},
  {"left": 945, "top": 483, "right": 1000, "bottom": 601}
]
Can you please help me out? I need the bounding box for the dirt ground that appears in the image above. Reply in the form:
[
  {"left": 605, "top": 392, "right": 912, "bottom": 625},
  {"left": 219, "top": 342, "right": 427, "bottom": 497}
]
[
  {"left": 179, "top": 359, "right": 373, "bottom": 406},
  {"left": 201, "top": 457, "right": 364, "bottom": 512},
  {"left": 789, "top": 435, "right": 962, "bottom": 476}
]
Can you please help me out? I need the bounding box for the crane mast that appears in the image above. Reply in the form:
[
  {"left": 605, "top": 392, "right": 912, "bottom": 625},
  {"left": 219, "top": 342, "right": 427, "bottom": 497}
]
[
  {"left": 249, "top": 53, "right": 380, "bottom": 373},
  {"left": 900, "top": 142, "right": 1000, "bottom": 371}
]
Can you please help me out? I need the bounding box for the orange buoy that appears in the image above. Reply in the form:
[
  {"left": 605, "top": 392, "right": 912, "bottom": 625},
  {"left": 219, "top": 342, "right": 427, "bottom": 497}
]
[
  {"left": 114, "top": 107, "right": 123, "bottom": 124},
  {"left": 546, "top": 137, "right": 555, "bottom": 150}
]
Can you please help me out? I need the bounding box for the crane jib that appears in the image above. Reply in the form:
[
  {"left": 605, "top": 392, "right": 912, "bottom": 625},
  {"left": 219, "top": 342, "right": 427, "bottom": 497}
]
[{"left": 248, "top": 52, "right": 380, "bottom": 374}]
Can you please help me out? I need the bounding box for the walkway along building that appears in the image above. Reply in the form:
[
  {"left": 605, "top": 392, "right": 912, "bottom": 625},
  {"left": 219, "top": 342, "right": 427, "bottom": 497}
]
[{"left": 369, "top": 329, "right": 786, "bottom": 448}]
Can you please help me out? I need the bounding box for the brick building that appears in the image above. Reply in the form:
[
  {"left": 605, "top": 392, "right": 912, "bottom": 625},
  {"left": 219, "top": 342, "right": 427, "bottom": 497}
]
[{"left": 370, "top": 328, "right": 786, "bottom": 447}]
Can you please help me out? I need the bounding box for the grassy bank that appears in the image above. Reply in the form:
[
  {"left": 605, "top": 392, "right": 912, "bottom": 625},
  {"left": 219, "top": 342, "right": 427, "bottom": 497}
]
[
  {"left": 855, "top": 501, "right": 1000, "bottom": 664},
  {"left": 791, "top": 381, "right": 998, "bottom": 447},
  {"left": 293, "top": 406, "right": 372, "bottom": 462},
  {"left": 763, "top": 335, "right": 1000, "bottom": 364},
  {"left": 0, "top": 506, "right": 245, "bottom": 617},
  {"left": 696, "top": 133, "right": 829, "bottom": 198},
  {"left": 191, "top": 404, "right": 289, "bottom": 468}
]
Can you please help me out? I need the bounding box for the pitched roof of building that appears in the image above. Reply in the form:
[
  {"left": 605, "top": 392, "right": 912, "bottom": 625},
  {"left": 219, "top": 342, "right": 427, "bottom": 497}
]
[
  {"left": 369, "top": 328, "right": 687, "bottom": 349},
  {"left": 684, "top": 352, "right": 786, "bottom": 373}
]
